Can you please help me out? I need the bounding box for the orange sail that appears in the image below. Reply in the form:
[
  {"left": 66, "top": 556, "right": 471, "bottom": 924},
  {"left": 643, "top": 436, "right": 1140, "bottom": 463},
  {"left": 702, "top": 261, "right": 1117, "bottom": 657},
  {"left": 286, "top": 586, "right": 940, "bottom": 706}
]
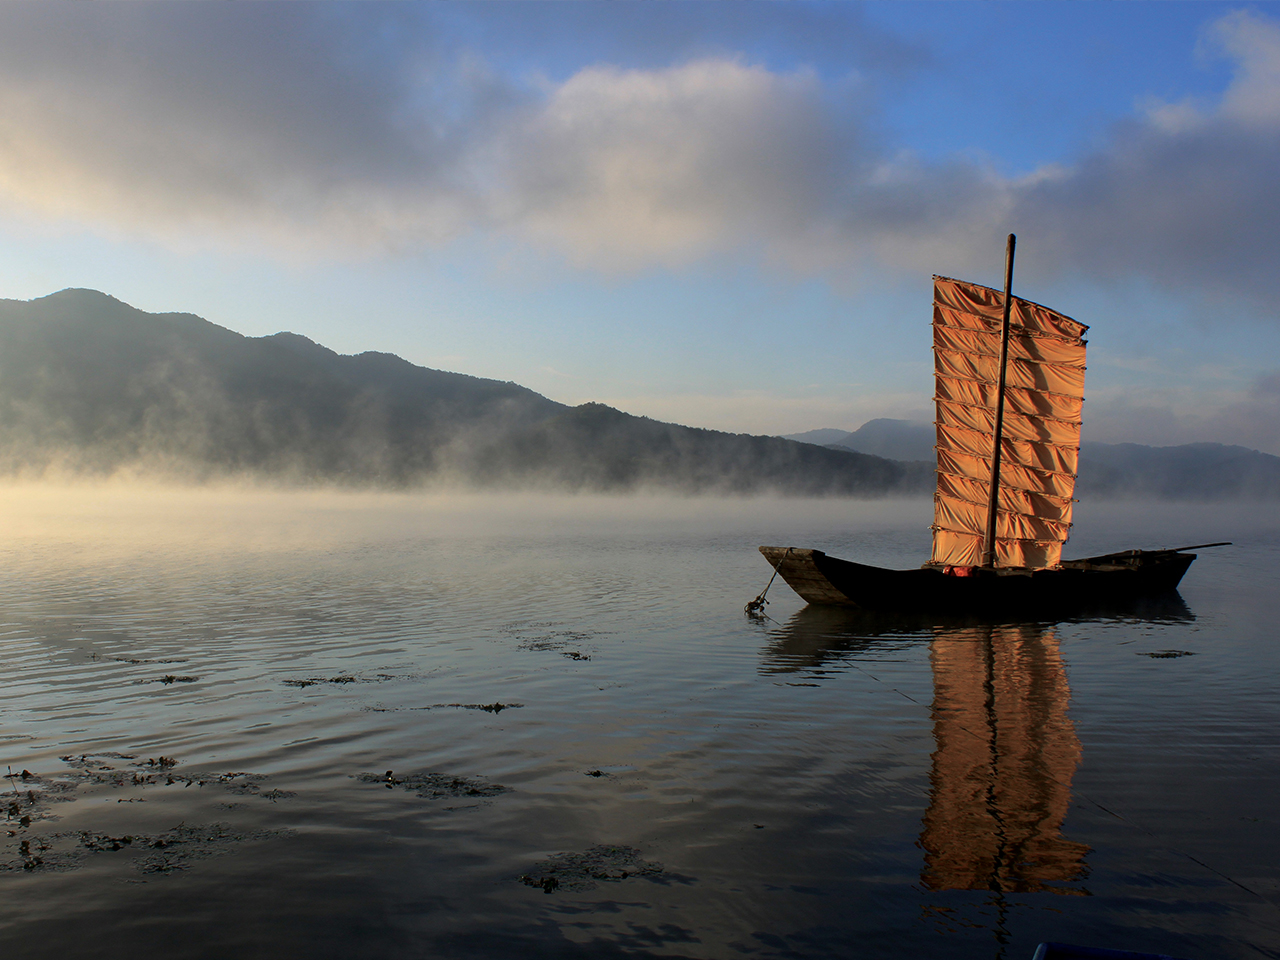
[{"left": 931, "top": 277, "right": 1088, "bottom": 569}]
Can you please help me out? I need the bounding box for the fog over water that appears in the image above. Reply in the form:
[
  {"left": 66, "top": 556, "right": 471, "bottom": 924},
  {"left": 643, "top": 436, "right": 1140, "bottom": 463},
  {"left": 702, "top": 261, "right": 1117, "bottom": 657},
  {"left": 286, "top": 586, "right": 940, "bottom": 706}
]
[{"left": 1, "top": 485, "right": 1278, "bottom": 959}]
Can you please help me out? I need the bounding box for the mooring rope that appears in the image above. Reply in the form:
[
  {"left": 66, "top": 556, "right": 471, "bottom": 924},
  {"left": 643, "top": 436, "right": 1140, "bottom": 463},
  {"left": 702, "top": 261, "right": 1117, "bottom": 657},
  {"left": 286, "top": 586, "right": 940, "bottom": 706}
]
[{"left": 745, "top": 547, "right": 791, "bottom": 617}]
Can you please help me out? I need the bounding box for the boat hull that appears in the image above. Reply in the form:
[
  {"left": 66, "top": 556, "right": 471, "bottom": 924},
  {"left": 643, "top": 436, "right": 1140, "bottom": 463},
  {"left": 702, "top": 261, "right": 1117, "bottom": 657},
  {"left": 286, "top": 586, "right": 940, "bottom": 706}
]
[{"left": 758, "top": 546, "right": 1196, "bottom": 615}]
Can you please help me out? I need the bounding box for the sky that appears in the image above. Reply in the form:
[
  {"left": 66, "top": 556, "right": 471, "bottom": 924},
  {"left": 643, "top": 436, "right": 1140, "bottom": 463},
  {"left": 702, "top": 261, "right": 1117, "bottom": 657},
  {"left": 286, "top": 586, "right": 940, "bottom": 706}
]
[{"left": 1, "top": 1, "right": 1279, "bottom": 452}]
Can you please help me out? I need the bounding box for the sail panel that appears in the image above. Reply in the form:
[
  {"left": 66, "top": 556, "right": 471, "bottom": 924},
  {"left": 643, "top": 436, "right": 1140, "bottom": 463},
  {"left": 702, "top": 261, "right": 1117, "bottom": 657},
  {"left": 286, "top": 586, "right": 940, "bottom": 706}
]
[
  {"left": 934, "top": 491, "right": 1070, "bottom": 542},
  {"left": 995, "top": 539, "right": 1062, "bottom": 570},
  {"left": 934, "top": 497, "right": 990, "bottom": 556},
  {"left": 932, "top": 529, "right": 985, "bottom": 567},
  {"left": 937, "top": 448, "right": 1077, "bottom": 500},
  {"left": 936, "top": 399, "right": 1081, "bottom": 449},
  {"left": 936, "top": 276, "right": 1089, "bottom": 342},
  {"left": 934, "top": 303, "right": 1089, "bottom": 352},
  {"left": 936, "top": 373, "right": 1084, "bottom": 424},
  {"left": 936, "top": 348, "right": 1086, "bottom": 398},
  {"left": 932, "top": 276, "right": 1087, "bottom": 569},
  {"left": 999, "top": 510, "right": 1072, "bottom": 543},
  {"left": 929, "top": 528, "right": 1061, "bottom": 571},
  {"left": 936, "top": 422, "right": 1079, "bottom": 476},
  {"left": 934, "top": 324, "right": 1088, "bottom": 370},
  {"left": 936, "top": 470, "right": 1076, "bottom": 525}
]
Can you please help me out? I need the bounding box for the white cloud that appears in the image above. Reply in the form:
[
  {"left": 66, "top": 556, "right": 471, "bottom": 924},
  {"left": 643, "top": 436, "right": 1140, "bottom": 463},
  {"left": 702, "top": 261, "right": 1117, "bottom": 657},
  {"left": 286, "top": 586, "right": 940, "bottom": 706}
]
[
  {"left": 1212, "top": 9, "right": 1280, "bottom": 126},
  {"left": 495, "top": 59, "right": 857, "bottom": 269}
]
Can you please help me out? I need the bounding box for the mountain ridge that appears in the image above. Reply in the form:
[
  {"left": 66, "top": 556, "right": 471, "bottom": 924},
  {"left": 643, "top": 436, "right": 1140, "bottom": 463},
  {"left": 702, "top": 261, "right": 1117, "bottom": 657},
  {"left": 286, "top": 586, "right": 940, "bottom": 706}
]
[
  {"left": 0, "top": 289, "right": 929, "bottom": 495},
  {"left": 2, "top": 288, "right": 1275, "bottom": 498}
]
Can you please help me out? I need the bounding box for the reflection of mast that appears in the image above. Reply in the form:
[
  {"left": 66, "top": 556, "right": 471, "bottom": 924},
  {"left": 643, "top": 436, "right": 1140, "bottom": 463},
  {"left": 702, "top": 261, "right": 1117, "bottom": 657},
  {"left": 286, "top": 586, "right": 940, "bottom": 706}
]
[{"left": 920, "top": 624, "right": 1090, "bottom": 893}]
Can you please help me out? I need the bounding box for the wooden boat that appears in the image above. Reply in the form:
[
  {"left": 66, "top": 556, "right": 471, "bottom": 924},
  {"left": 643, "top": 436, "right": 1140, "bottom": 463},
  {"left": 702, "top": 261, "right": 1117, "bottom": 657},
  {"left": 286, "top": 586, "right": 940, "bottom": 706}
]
[
  {"left": 758, "top": 235, "right": 1226, "bottom": 615},
  {"left": 757, "top": 543, "right": 1220, "bottom": 615}
]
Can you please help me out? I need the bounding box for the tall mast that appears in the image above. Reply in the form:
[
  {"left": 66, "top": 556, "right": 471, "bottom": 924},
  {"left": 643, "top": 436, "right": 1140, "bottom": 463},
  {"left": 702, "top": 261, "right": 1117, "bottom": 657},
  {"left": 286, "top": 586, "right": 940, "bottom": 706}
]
[{"left": 982, "top": 234, "right": 1016, "bottom": 569}]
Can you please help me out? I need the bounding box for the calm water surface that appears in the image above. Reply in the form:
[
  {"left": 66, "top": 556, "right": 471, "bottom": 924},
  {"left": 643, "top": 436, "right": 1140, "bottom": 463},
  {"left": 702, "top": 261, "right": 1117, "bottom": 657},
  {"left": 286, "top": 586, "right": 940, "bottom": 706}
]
[{"left": 1, "top": 488, "right": 1278, "bottom": 960}]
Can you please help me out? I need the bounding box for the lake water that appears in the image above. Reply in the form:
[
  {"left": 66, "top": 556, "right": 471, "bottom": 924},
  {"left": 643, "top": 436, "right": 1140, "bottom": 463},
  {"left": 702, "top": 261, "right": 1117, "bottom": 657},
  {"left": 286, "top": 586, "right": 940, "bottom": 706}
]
[{"left": 1, "top": 487, "right": 1278, "bottom": 960}]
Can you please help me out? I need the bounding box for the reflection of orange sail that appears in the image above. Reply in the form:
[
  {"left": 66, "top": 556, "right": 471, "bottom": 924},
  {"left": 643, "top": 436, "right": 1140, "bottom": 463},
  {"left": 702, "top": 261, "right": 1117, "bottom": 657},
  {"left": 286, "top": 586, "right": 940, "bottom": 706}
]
[
  {"left": 931, "top": 277, "right": 1089, "bottom": 569},
  {"left": 919, "top": 624, "right": 1090, "bottom": 893}
]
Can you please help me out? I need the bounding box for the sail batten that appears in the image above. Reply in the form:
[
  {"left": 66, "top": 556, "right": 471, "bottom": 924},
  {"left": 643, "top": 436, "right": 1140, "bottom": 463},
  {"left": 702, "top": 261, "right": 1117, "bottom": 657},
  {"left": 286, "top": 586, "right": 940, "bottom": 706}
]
[{"left": 932, "top": 276, "right": 1088, "bottom": 570}]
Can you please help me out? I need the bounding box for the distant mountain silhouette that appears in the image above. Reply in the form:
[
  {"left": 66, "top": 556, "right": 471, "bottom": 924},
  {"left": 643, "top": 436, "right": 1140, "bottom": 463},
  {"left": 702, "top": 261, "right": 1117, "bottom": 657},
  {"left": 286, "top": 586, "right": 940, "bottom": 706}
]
[
  {"left": 780, "top": 428, "right": 852, "bottom": 447},
  {"left": 786, "top": 417, "right": 1280, "bottom": 499},
  {"left": 832, "top": 419, "right": 936, "bottom": 462},
  {"left": 0, "top": 289, "right": 931, "bottom": 495},
  {"left": 1076, "top": 441, "right": 1280, "bottom": 500}
]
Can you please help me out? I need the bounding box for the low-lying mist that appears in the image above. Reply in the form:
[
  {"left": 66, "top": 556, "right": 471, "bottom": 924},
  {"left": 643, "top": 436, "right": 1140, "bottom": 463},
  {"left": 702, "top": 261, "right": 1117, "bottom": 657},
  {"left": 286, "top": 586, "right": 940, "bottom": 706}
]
[
  {"left": 0, "top": 481, "right": 1271, "bottom": 571},
  {"left": 0, "top": 481, "right": 931, "bottom": 557}
]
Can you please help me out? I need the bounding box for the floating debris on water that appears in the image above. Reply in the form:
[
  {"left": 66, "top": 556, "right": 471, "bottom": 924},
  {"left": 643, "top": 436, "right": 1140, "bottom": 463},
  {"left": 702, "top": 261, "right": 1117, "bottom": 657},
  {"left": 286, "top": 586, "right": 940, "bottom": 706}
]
[
  {"left": 133, "top": 675, "right": 200, "bottom": 684},
  {"left": 0, "top": 756, "right": 293, "bottom": 823},
  {"left": 132, "top": 823, "right": 288, "bottom": 875},
  {"left": 514, "top": 630, "right": 594, "bottom": 651},
  {"left": 356, "top": 770, "right": 510, "bottom": 799},
  {"left": 503, "top": 622, "right": 603, "bottom": 662},
  {"left": 281, "top": 670, "right": 437, "bottom": 686},
  {"left": 80, "top": 832, "right": 137, "bottom": 852},
  {"left": 281, "top": 672, "right": 430, "bottom": 688},
  {"left": 1141, "top": 650, "right": 1198, "bottom": 658},
  {"left": 4, "top": 768, "right": 77, "bottom": 826},
  {"left": 585, "top": 770, "right": 606, "bottom": 778},
  {"left": 518, "top": 844, "right": 668, "bottom": 893},
  {"left": 429, "top": 702, "right": 523, "bottom": 713},
  {"left": 3, "top": 755, "right": 295, "bottom": 877},
  {"left": 362, "top": 702, "right": 524, "bottom": 714},
  {"left": 1, "top": 822, "right": 291, "bottom": 876},
  {"left": 282, "top": 675, "right": 360, "bottom": 687}
]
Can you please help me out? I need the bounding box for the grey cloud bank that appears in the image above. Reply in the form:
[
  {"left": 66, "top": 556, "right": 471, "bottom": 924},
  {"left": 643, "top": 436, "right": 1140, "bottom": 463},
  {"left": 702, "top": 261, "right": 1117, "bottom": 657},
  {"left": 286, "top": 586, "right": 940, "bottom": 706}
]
[{"left": 0, "top": 5, "right": 1278, "bottom": 308}]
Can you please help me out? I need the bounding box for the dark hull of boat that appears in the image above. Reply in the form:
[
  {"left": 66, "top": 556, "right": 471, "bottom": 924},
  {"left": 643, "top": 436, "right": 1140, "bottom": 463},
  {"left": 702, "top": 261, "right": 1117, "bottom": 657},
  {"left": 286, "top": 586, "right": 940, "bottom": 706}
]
[{"left": 758, "top": 546, "right": 1197, "bottom": 615}]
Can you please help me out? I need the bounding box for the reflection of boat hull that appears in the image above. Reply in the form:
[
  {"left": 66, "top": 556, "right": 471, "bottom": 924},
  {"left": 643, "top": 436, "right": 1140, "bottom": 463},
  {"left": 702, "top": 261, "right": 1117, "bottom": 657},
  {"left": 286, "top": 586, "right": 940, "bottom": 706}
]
[{"left": 758, "top": 546, "right": 1195, "bottom": 614}]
